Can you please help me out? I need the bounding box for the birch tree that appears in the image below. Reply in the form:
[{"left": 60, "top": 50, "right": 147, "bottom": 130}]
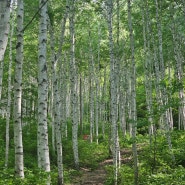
[
  {"left": 107, "top": 0, "right": 120, "bottom": 184},
  {"left": 5, "top": 0, "right": 16, "bottom": 168},
  {"left": 155, "top": 0, "right": 175, "bottom": 163},
  {"left": 49, "top": 26, "right": 64, "bottom": 185},
  {"left": 37, "top": 0, "right": 50, "bottom": 173},
  {"left": 0, "top": 0, "right": 10, "bottom": 100},
  {"left": 13, "top": 0, "right": 24, "bottom": 178},
  {"left": 88, "top": 30, "right": 95, "bottom": 143},
  {"left": 49, "top": 3, "right": 68, "bottom": 182},
  {"left": 142, "top": 1, "right": 154, "bottom": 137},
  {"left": 128, "top": 0, "right": 138, "bottom": 184},
  {"left": 170, "top": 3, "right": 185, "bottom": 130},
  {"left": 68, "top": 0, "right": 79, "bottom": 169}
]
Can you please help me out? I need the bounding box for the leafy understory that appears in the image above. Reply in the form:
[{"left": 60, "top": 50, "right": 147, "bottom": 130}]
[{"left": 1, "top": 118, "right": 185, "bottom": 184}]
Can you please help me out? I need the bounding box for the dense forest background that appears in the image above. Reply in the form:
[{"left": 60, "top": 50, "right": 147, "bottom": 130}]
[{"left": 1, "top": 0, "right": 185, "bottom": 184}]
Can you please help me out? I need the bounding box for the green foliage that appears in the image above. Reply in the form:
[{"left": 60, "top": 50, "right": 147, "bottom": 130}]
[
  {"left": 139, "top": 166, "right": 185, "bottom": 185},
  {"left": 106, "top": 130, "right": 185, "bottom": 185},
  {"left": 138, "top": 130, "right": 185, "bottom": 184},
  {"left": 104, "top": 165, "right": 115, "bottom": 185},
  {"left": 78, "top": 140, "right": 109, "bottom": 169}
]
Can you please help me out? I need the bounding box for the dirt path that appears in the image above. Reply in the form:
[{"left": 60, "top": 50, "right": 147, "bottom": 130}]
[
  {"left": 71, "top": 163, "right": 107, "bottom": 185},
  {"left": 71, "top": 148, "right": 136, "bottom": 185}
]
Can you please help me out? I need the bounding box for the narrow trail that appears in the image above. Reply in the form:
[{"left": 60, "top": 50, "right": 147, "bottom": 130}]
[
  {"left": 71, "top": 148, "right": 136, "bottom": 185},
  {"left": 71, "top": 163, "right": 107, "bottom": 185}
]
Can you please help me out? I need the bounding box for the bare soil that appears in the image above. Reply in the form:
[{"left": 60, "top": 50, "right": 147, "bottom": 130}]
[
  {"left": 70, "top": 148, "right": 135, "bottom": 185},
  {"left": 71, "top": 163, "right": 107, "bottom": 185}
]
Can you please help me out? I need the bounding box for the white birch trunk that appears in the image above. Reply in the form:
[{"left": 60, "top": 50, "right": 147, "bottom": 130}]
[
  {"left": 128, "top": 0, "right": 138, "bottom": 184},
  {"left": 79, "top": 75, "right": 83, "bottom": 134},
  {"left": 68, "top": 0, "right": 79, "bottom": 169},
  {"left": 155, "top": 0, "right": 175, "bottom": 163},
  {"left": 170, "top": 4, "right": 185, "bottom": 130},
  {"left": 37, "top": 0, "right": 50, "bottom": 173},
  {"left": 95, "top": 78, "right": 99, "bottom": 144},
  {"left": 0, "top": 0, "right": 10, "bottom": 100},
  {"left": 107, "top": 0, "right": 119, "bottom": 184},
  {"left": 62, "top": 55, "right": 69, "bottom": 138},
  {"left": 5, "top": 1, "right": 16, "bottom": 167},
  {"left": 52, "top": 55, "right": 64, "bottom": 185},
  {"left": 13, "top": 0, "right": 24, "bottom": 178},
  {"left": 88, "top": 30, "right": 95, "bottom": 143},
  {"left": 142, "top": 2, "right": 154, "bottom": 136},
  {"left": 50, "top": 11, "right": 68, "bottom": 180}
]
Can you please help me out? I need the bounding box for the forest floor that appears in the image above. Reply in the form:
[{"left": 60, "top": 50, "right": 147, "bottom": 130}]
[
  {"left": 71, "top": 162, "right": 107, "bottom": 185},
  {"left": 71, "top": 148, "right": 134, "bottom": 185}
]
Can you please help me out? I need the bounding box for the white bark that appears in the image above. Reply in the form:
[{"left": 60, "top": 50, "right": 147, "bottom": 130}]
[
  {"left": 95, "top": 77, "right": 99, "bottom": 144},
  {"left": 102, "top": 66, "right": 107, "bottom": 136},
  {"left": 142, "top": 1, "right": 154, "bottom": 136},
  {"left": 49, "top": 5, "right": 68, "bottom": 182},
  {"left": 5, "top": 1, "right": 16, "bottom": 168},
  {"left": 79, "top": 75, "right": 83, "bottom": 134},
  {"left": 88, "top": 30, "right": 95, "bottom": 143},
  {"left": 107, "top": 0, "right": 119, "bottom": 184},
  {"left": 68, "top": 0, "right": 79, "bottom": 169},
  {"left": 170, "top": 4, "right": 185, "bottom": 130},
  {"left": 37, "top": 0, "right": 50, "bottom": 173},
  {"left": 155, "top": 0, "right": 175, "bottom": 163},
  {"left": 0, "top": 0, "right": 10, "bottom": 100},
  {"left": 128, "top": 0, "right": 138, "bottom": 184},
  {"left": 62, "top": 55, "right": 69, "bottom": 138},
  {"left": 53, "top": 57, "right": 64, "bottom": 185},
  {"left": 13, "top": 0, "right": 24, "bottom": 178}
]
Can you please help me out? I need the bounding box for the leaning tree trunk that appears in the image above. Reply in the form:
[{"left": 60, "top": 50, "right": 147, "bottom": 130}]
[
  {"left": 0, "top": 0, "right": 10, "bottom": 100},
  {"left": 37, "top": 0, "right": 50, "bottom": 175},
  {"left": 13, "top": 0, "right": 24, "bottom": 178}
]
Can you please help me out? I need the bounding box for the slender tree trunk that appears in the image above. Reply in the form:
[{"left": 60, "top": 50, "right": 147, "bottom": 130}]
[
  {"left": 79, "top": 75, "right": 83, "bottom": 135},
  {"left": 0, "top": 0, "right": 10, "bottom": 100},
  {"left": 116, "top": 0, "right": 121, "bottom": 168},
  {"left": 119, "top": 62, "right": 127, "bottom": 136},
  {"left": 14, "top": 0, "right": 24, "bottom": 178},
  {"left": 107, "top": 0, "right": 119, "bottom": 184},
  {"left": 142, "top": 1, "right": 154, "bottom": 136},
  {"left": 68, "top": 0, "right": 79, "bottom": 169},
  {"left": 118, "top": 32, "right": 127, "bottom": 137},
  {"left": 49, "top": 25, "right": 64, "bottom": 185},
  {"left": 95, "top": 78, "right": 99, "bottom": 144},
  {"left": 102, "top": 67, "right": 107, "bottom": 137},
  {"left": 128, "top": 0, "right": 138, "bottom": 184},
  {"left": 51, "top": 8, "right": 69, "bottom": 180},
  {"left": 88, "top": 30, "right": 95, "bottom": 143},
  {"left": 49, "top": 25, "right": 56, "bottom": 153},
  {"left": 5, "top": 1, "right": 16, "bottom": 168},
  {"left": 53, "top": 59, "right": 64, "bottom": 185},
  {"left": 89, "top": 74, "right": 94, "bottom": 143},
  {"left": 155, "top": 0, "right": 175, "bottom": 163},
  {"left": 37, "top": 0, "right": 50, "bottom": 174},
  {"left": 61, "top": 55, "right": 69, "bottom": 138},
  {"left": 170, "top": 4, "right": 185, "bottom": 130}
]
